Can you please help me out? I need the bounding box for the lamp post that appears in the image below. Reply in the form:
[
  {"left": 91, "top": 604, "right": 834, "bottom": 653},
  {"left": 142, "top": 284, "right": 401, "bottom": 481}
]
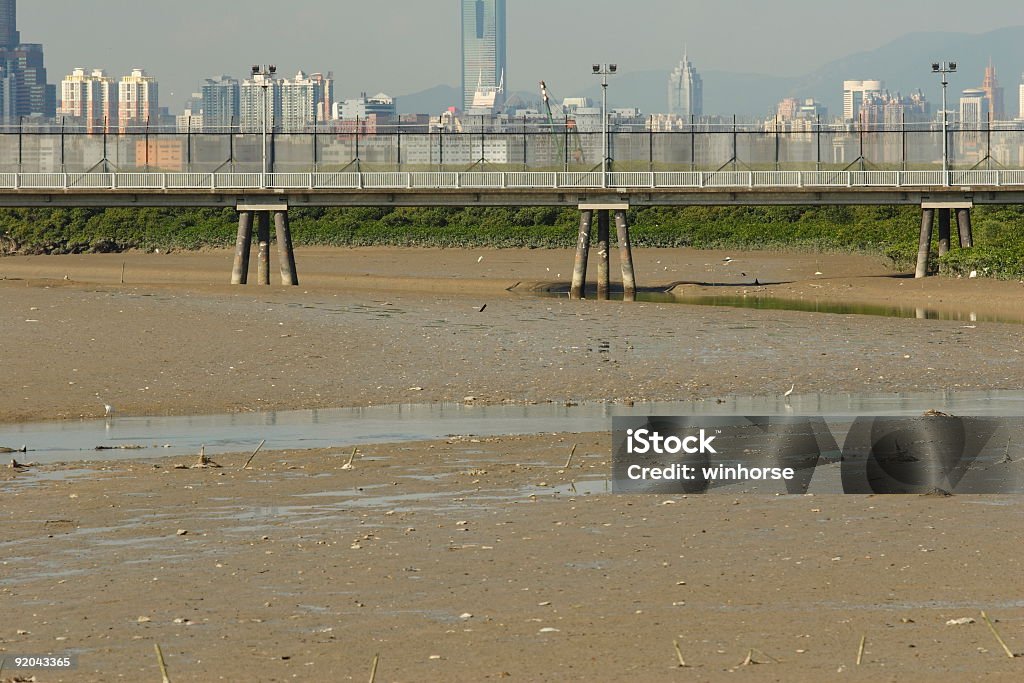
[
  {"left": 931, "top": 61, "right": 956, "bottom": 187},
  {"left": 592, "top": 63, "right": 617, "bottom": 188},
  {"left": 251, "top": 64, "right": 277, "bottom": 186}
]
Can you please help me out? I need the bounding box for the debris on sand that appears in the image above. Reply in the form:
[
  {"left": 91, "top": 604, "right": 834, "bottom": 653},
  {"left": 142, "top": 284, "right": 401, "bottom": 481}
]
[
  {"left": 921, "top": 488, "right": 954, "bottom": 497},
  {"left": 946, "top": 617, "right": 976, "bottom": 626},
  {"left": 923, "top": 409, "right": 953, "bottom": 417}
]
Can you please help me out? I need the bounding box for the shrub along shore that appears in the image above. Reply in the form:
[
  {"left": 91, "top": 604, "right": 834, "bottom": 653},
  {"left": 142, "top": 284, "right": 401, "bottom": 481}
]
[{"left": 1, "top": 205, "right": 1022, "bottom": 279}]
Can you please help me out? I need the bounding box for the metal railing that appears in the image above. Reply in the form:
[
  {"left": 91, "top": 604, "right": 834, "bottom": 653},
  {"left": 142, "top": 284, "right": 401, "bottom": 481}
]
[{"left": 1, "top": 170, "right": 1023, "bottom": 192}]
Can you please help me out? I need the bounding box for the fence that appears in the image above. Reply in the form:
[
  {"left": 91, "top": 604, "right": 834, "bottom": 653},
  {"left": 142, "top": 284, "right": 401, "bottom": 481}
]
[{"left": 1, "top": 124, "right": 1023, "bottom": 175}]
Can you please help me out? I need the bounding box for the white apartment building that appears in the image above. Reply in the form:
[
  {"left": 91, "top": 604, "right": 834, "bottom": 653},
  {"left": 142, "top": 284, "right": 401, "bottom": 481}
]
[
  {"left": 118, "top": 68, "right": 158, "bottom": 132},
  {"left": 59, "top": 68, "right": 117, "bottom": 132}
]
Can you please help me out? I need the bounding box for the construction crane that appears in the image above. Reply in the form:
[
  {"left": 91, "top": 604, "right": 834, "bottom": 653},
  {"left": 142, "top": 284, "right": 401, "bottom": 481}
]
[{"left": 540, "top": 81, "right": 585, "bottom": 168}]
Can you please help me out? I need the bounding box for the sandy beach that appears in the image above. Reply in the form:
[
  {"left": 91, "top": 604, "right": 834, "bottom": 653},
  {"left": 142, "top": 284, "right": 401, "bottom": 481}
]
[{"left": 2, "top": 247, "right": 1024, "bottom": 681}]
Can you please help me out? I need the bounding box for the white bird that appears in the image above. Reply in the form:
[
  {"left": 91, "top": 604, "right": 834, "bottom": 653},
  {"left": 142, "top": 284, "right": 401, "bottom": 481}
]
[
  {"left": 784, "top": 384, "right": 795, "bottom": 401},
  {"left": 104, "top": 403, "right": 115, "bottom": 417}
]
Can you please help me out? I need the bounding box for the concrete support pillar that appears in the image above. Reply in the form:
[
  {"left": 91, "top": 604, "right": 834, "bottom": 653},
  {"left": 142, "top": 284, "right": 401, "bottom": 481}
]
[
  {"left": 615, "top": 210, "right": 637, "bottom": 301},
  {"left": 956, "top": 208, "right": 974, "bottom": 248},
  {"left": 597, "top": 210, "right": 610, "bottom": 301},
  {"left": 256, "top": 211, "right": 271, "bottom": 286},
  {"left": 570, "top": 210, "right": 593, "bottom": 300},
  {"left": 937, "top": 208, "right": 951, "bottom": 257},
  {"left": 231, "top": 211, "right": 253, "bottom": 285},
  {"left": 916, "top": 208, "right": 935, "bottom": 279},
  {"left": 274, "top": 210, "right": 299, "bottom": 286}
]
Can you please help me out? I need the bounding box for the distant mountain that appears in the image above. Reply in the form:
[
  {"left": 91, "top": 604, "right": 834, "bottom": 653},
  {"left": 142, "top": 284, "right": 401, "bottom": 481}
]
[
  {"left": 398, "top": 27, "right": 1024, "bottom": 119},
  {"left": 787, "top": 26, "right": 1024, "bottom": 116},
  {"left": 395, "top": 84, "right": 460, "bottom": 115}
]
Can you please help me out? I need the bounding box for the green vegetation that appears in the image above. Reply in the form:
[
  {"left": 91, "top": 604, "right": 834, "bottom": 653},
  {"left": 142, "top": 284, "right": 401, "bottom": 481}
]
[{"left": 1, "top": 205, "right": 1022, "bottom": 279}]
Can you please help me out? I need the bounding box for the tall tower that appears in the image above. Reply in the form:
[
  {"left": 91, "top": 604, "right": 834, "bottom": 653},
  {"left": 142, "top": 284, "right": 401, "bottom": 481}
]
[
  {"left": 0, "top": 0, "right": 19, "bottom": 50},
  {"left": 668, "top": 53, "right": 703, "bottom": 119},
  {"left": 981, "top": 60, "right": 1005, "bottom": 121},
  {"left": 460, "top": 0, "right": 507, "bottom": 112}
]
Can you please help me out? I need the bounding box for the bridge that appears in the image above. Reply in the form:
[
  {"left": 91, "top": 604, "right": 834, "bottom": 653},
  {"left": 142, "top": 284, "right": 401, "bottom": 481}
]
[
  {"left": 0, "top": 170, "right": 1022, "bottom": 207},
  {"left": 3, "top": 122, "right": 1023, "bottom": 292},
  {"left": 0, "top": 168, "right": 1017, "bottom": 294}
]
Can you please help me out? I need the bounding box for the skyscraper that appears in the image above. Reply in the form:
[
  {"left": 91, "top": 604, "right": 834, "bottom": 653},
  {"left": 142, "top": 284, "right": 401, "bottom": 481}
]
[
  {"left": 980, "top": 60, "right": 1004, "bottom": 121},
  {"left": 843, "top": 80, "right": 884, "bottom": 122},
  {"left": 0, "top": 0, "right": 55, "bottom": 122},
  {"left": 668, "top": 53, "right": 703, "bottom": 118},
  {"left": 118, "top": 69, "right": 159, "bottom": 132},
  {"left": 461, "top": 0, "right": 506, "bottom": 112},
  {"left": 1019, "top": 73, "right": 1024, "bottom": 121},
  {"left": 59, "top": 68, "right": 118, "bottom": 132},
  {"left": 0, "top": 0, "right": 19, "bottom": 50},
  {"left": 201, "top": 76, "right": 241, "bottom": 131}
]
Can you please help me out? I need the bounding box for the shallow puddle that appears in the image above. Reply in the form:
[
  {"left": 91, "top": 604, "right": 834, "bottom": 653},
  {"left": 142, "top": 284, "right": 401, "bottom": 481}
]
[{"left": 3, "top": 390, "right": 1024, "bottom": 465}]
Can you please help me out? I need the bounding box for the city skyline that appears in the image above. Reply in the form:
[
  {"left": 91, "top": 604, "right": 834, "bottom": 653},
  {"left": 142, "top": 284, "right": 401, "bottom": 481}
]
[{"left": 22, "top": 0, "right": 1024, "bottom": 107}]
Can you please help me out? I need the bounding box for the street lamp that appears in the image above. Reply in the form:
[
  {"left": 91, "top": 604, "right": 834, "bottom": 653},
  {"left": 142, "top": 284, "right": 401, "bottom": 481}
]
[
  {"left": 592, "top": 64, "right": 617, "bottom": 188},
  {"left": 252, "top": 64, "right": 277, "bottom": 185},
  {"left": 931, "top": 61, "right": 956, "bottom": 187}
]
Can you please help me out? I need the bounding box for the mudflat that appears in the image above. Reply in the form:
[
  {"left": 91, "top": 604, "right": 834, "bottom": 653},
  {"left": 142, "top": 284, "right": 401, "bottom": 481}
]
[{"left": 2, "top": 247, "right": 1023, "bottom": 682}]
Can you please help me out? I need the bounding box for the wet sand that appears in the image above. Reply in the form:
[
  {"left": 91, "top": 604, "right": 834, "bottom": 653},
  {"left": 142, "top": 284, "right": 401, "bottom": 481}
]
[{"left": 2, "top": 247, "right": 1024, "bottom": 681}]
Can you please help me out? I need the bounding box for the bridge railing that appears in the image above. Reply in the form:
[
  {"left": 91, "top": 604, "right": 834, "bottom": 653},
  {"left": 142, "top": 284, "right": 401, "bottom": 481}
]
[{"left": 1, "top": 170, "right": 1024, "bottom": 192}]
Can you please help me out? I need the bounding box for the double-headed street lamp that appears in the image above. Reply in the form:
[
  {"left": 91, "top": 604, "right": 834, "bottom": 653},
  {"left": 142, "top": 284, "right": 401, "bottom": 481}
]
[
  {"left": 251, "top": 64, "right": 277, "bottom": 183},
  {"left": 931, "top": 61, "right": 957, "bottom": 187},
  {"left": 592, "top": 63, "right": 617, "bottom": 188}
]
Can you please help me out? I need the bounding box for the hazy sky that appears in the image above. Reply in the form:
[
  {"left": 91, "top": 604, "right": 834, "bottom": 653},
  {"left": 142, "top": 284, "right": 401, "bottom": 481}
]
[{"left": 23, "top": 0, "right": 1024, "bottom": 106}]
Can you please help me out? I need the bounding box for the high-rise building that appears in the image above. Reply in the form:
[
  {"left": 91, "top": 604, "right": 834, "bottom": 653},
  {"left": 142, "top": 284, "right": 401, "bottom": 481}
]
[
  {"left": 201, "top": 75, "right": 240, "bottom": 131},
  {"left": 1019, "top": 73, "right": 1024, "bottom": 121},
  {"left": 339, "top": 92, "right": 396, "bottom": 121},
  {"left": 959, "top": 88, "right": 989, "bottom": 126},
  {"left": 241, "top": 70, "right": 332, "bottom": 133},
  {"left": 461, "top": 0, "right": 507, "bottom": 112},
  {"left": 240, "top": 72, "right": 281, "bottom": 133},
  {"left": 59, "top": 68, "right": 118, "bottom": 132},
  {"left": 118, "top": 68, "right": 158, "bottom": 132},
  {"left": 668, "top": 53, "right": 703, "bottom": 118},
  {"left": 0, "top": 0, "right": 19, "bottom": 49},
  {"left": 843, "top": 80, "right": 884, "bottom": 122},
  {"left": 980, "top": 61, "right": 1005, "bottom": 121},
  {"left": 0, "top": 0, "right": 55, "bottom": 122}
]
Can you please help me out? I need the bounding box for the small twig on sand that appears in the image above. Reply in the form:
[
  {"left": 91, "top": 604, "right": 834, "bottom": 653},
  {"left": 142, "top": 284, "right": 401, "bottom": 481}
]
[
  {"left": 120, "top": 262, "right": 126, "bottom": 285},
  {"left": 242, "top": 439, "right": 267, "bottom": 470},
  {"left": 673, "top": 639, "right": 687, "bottom": 667},
  {"left": 981, "top": 611, "right": 1017, "bottom": 659},
  {"left": 1003, "top": 437, "right": 1014, "bottom": 464},
  {"left": 155, "top": 643, "right": 171, "bottom": 683},
  {"left": 369, "top": 654, "right": 380, "bottom": 683},
  {"left": 741, "top": 648, "right": 777, "bottom": 666},
  {"left": 857, "top": 635, "right": 866, "bottom": 666},
  {"left": 341, "top": 447, "right": 358, "bottom": 471},
  {"left": 564, "top": 444, "right": 578, "bottom": 469}
]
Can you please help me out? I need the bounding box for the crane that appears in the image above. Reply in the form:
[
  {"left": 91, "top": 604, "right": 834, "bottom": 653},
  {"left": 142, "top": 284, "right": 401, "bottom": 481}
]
[{"left": 540, "top": 81, "right": 585, "bottom": 168}]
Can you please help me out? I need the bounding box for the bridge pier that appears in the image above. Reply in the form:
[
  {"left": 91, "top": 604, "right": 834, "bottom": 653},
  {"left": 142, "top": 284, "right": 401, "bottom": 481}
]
[
  {"left": 570, "top": 210, "right": 593, "bottom": 300},
  {"left": 956, "top": 208, "right": 974, "bottom": 248},
  {"left": 257, "top": 212, "right": 271, "bottom": 285},
  {"left": 937, "top": 209, "right": 951, "bottom": 257},
  {"left": 232, "top": 201, "right": 299, "bottom": 286},
  {"left": 575, "top": 202, "right": 635, "bottom": 301},
  {"left": 275, "top": 211, "right": 299, "bottom": 286},
  {"left": 615, "top": 210, "right": 637, "bottom": 301},
  {"left": 916, "top": 208, "right": 935, "bottom": 279},
  {"left": 231, "top": 211, "right": 254, "bottom": 285},
  {"left": 597, "top": 210, "right": 610, "bottom": 301}
]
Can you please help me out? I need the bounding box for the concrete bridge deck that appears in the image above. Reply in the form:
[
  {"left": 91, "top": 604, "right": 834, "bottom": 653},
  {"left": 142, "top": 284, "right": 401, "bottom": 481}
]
[{"left": 0, "top": 170, "right": 1023, "bottom": 207}]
